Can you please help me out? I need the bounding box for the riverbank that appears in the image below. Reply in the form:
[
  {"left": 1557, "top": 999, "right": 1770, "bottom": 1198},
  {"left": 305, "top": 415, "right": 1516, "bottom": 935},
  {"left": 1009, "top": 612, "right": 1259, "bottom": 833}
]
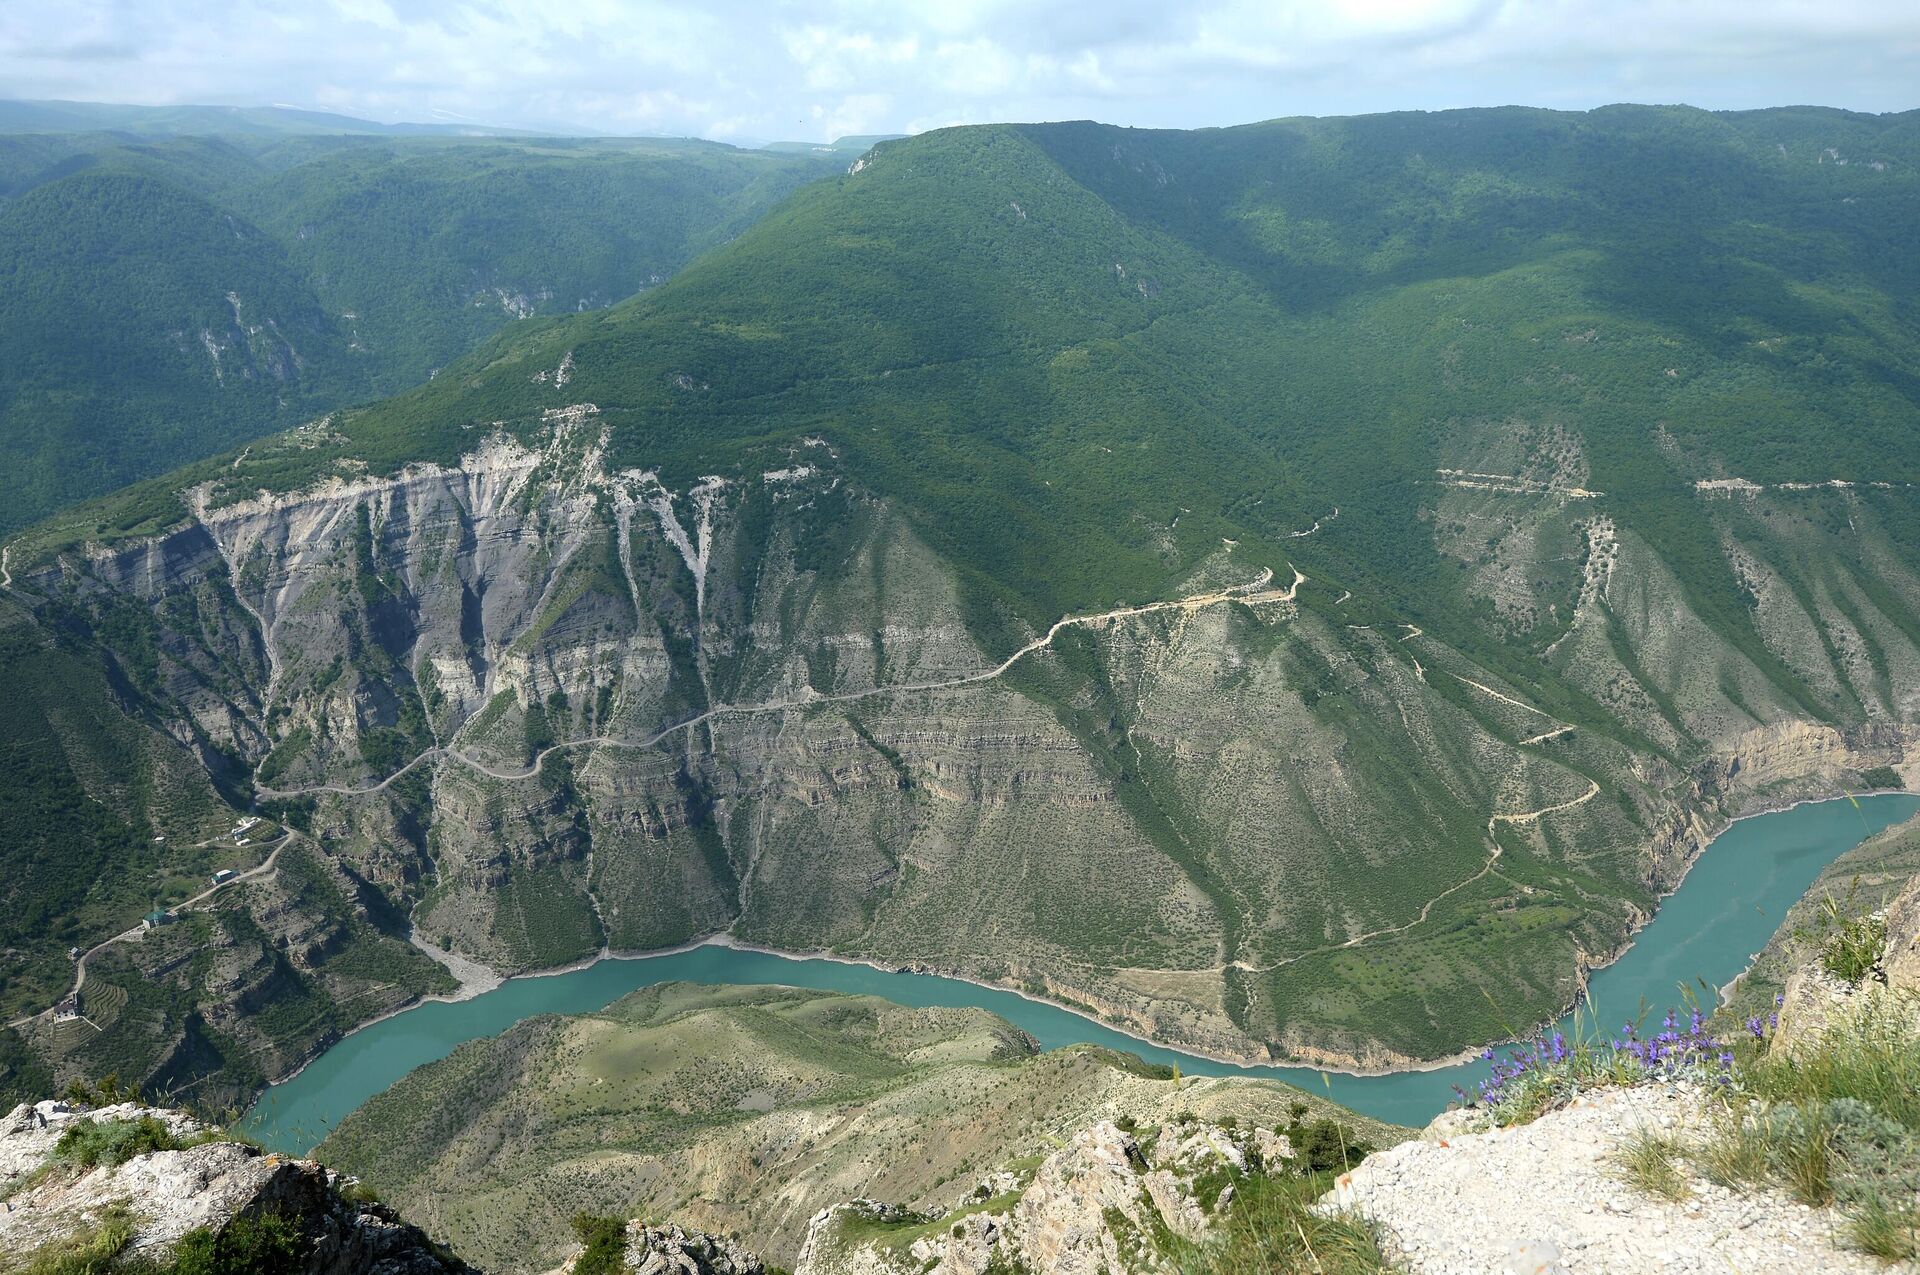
[
  {"left": 1567, "top": 785, "right": 1916, "bottom": 1025},
  {"left": 705, "top": 933, "right": 1506, "bottom": 1079},
  {"left": 238, "top": 788, "right": 1920, "bottom": 1150},
  {"left": 255, "top": 790, "right": 1920, "bottom": 1104}
]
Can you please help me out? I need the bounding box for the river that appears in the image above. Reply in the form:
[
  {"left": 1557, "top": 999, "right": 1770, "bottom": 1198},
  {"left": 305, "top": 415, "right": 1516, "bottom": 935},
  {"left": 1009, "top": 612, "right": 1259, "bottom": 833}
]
[{"left": 242, "top": 792, "right": 1919, "bottom": 1152}]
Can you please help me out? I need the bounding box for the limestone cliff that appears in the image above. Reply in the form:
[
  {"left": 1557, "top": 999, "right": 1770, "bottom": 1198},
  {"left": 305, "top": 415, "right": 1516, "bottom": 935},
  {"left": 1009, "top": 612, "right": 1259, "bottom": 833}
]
[
  {"left": 8, "top": 415, "right": 1920, "bottom": 1092},
  {"left": 0, "top": 1099, "right": 469, "bottom": 1273}
]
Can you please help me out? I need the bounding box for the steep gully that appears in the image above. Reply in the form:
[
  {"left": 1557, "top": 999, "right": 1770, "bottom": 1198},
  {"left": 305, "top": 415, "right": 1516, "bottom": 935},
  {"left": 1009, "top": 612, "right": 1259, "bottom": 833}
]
[
  {"left": 8, "top": 490, "right": 1594, "bottom": 1029},
  {"left": 242, "top": 536, "right": 1597, "bottom": 983}
]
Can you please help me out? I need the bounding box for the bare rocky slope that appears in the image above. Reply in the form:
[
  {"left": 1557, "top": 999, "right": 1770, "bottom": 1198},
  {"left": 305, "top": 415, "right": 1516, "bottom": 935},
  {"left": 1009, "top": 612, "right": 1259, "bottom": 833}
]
[
  {"left": 0, "top": 1098, "right": 470, "bottom": 1273},
  {"left": 4, "top": 108, "right": 1920, "bottom": 1112},
  {"left": 4, "top": 411, "right": 1919, "bottom": 1108}
]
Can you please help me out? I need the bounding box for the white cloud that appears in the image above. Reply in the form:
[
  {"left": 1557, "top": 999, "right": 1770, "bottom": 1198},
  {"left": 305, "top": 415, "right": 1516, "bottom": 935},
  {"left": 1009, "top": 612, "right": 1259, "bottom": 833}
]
[{"left": 0, "top": 0, "right": 1914, "bottom": 140}]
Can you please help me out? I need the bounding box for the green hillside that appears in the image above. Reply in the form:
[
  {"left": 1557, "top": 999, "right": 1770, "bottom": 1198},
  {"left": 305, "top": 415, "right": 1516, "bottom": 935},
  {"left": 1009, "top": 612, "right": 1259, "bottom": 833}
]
[
  {"left": 125, "top": 106, "right": 1919, "bottom": 646},
  {"left": 5, "top": 105, "right": 1920, "bottom": 1099},
  {"left": 0, "top": 132, "right": 836, "bottom": 532},
  {"left": 317, "top": 982, "right": 1390, "bottom": 1270},
  {"left": 235, "top": 139, "right": 843, "bottom": 394}
]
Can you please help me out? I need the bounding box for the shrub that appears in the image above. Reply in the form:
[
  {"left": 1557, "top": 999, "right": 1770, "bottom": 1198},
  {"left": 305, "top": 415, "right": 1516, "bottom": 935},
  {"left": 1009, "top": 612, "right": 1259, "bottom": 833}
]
[
  {"left": 1695, "top": 1112, "right": 1770, "bottom": 1188},
  {"left": 54, "top": 1115, "right": 186, "bottom": 1169},
  {"left": 63, "top": 1073, "right": 138, "bottom": 1107},
  {"left": 1613, "top": 1130, "right": 1690, "bottom": 1201},
  {"left": 1824, "top": 1097, "right": 1920, "bottom": 1203},
  {"left": 570, "top": 1214, "right": 629, "bottom": 1275},
  {"left": 1845, "top": 1194, "right": 1919, "bottom": 1262},
  {"left": 1760, "top": 1103, "right": 1834, "bottom": 1207},
  {"left": 1856, "top": 766, "right": 1904, "bottom": 792},
  {"left": 18, "top": 1205, "right": 134, "bottom": 1275},
  {"left": 1803, "top": 885, "right": 1887, "bottom": 984},
  {"left": 161, "top": 1211, "right": 306, "bottom": 1275},
  {"left": 1820, "top": 913, "right": 1887, "bottom": 984},
  {"left": 1290, "top": 1119, "right": 1370, "bottom": 1174},
  {"left": 1168, "top": 1171, "right": 1387, "bottom": 1275},
  {"left": 1459, "top": 1007, "right": 1734, "bottom": 1126},
  {"left": 1743, "top": 997, "right": 1920, "bottom": 1132}
]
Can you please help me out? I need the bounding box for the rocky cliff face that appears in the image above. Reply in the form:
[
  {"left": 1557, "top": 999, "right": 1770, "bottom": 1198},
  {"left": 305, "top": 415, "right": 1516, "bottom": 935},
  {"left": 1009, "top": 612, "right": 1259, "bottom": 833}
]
[
  {"left": 11, "top": 416, "right": 1920, "bottom": 1088},
  {"left": 1774, "top": 871, "right": 1920, "bottom": 1053},
  {"left": 617, "top": 1223, "right": 765, "bottom": 1275},
  {"left": 0, "top": 1099, "right": 469, "bottom": 1273},
  {"left": 791, "top": 1118, "right": 1285, "bottom": 1275}
]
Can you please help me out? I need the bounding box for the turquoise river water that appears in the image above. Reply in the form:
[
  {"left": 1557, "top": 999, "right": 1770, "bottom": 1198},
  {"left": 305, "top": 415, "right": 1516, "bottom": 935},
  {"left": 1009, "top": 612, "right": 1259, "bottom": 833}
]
[{"left": 243, "top": 793, "right": 1919, "bottom": 1152}]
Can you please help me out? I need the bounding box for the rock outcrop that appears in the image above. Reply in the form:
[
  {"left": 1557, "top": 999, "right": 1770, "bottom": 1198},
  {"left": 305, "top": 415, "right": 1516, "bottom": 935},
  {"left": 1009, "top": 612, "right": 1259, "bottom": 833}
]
[
  {"left": 1775, "top": 874, "right": 1920, "bottom": 1053},
  {"left": 0, "top": 1100, "right": 469, "bottom": 1273},
  {"left": 1878, "top": 876, "right": 1920, "bottom": 994},
  {"left": 622, "top": 1221, "right": 765, "bottom": 1275},
  {"left": 792, "top": 1117, "right": 1282, "bottom": 1275}
]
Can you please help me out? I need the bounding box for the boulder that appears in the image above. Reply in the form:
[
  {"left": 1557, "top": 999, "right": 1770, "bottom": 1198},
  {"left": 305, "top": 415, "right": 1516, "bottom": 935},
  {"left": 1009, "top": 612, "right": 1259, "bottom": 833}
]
[
  {"left": 794, "top": 1118, "right": 1258, "bottom": 1275},
  {"left": 0, "top": 1100, "right": 468, "bottom": 1274},
  {"left": 624, "top": 1221, "right": 765, "bottom": 1275}
]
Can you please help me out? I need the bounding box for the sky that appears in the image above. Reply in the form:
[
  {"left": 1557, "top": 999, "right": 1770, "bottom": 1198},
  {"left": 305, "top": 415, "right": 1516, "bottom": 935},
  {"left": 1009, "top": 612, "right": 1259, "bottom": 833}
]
[{"left": 2, "top": 0, "right": 1917, "bottom": 143}]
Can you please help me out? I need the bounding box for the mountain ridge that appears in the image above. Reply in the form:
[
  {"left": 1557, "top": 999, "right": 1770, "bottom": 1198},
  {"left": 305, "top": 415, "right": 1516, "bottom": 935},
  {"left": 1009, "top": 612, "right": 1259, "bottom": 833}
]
[{"left": 2, "top": 103, "right": 1919, "bottom": 1107}]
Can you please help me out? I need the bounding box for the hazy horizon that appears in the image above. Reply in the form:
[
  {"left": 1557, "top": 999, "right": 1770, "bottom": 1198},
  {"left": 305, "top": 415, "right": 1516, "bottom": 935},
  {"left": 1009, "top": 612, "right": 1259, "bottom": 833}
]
[{"left": 3, "top": 1, "right": 1916, "bottom": 144}]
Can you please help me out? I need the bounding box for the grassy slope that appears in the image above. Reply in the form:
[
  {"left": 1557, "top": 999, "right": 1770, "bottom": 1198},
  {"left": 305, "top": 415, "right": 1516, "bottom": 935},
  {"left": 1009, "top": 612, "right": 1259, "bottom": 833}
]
[
  {"left": 317, "top": 982, "right": 1400, "bottom": 1270},
  {"left": 56, "top": 106, "right": 1916, "bottom": 654}
]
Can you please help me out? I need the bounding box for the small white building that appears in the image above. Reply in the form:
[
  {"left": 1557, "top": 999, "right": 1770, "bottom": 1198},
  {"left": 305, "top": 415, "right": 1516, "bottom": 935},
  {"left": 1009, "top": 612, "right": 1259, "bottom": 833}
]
[{"left": 211, "top": 868, "right": 238, "bottom": 886}]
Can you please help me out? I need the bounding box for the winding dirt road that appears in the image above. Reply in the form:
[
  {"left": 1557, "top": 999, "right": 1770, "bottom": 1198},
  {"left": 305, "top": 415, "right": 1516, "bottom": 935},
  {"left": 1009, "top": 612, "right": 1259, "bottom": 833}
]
[
  {"left": 262, "top": 566, "right": 1308, "bottom": 798},
  {"left": 5, "top": 835, "right": 292, "bottom": 1029}
]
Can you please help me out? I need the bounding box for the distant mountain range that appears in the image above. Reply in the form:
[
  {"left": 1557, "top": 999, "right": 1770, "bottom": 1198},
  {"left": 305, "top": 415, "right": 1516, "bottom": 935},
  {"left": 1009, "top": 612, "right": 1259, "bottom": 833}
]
[
  {"left": 762, "top": 133, "right": 907, "bottom": 155},
  {"left": 0, "top": 97, "right": 905, "bottom": 154},
  {"left": 0, "top": 125, "right": 841, "bottom": 532},
  {"left": 0, "top": 98, "right": 532, "bottom": 138}
]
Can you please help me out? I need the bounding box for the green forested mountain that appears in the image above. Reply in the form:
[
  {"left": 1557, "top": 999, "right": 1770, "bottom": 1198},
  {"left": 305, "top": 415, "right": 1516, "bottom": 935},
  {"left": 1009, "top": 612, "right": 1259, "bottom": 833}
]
[
  {"left": 4, "top": 105, "right": 1920, "bottom": 1108},
  {"left": 233, "top": 139, "right": 847, "bottom": 394},
  {"left": 267, "top": 104, "right": 1920, "bottom": 633},
  {"left": 0, "top": 131, "right": 837, "bottom": 532},
  {"left": 0, "top": 166, "right": 369, "bottom": 523}
]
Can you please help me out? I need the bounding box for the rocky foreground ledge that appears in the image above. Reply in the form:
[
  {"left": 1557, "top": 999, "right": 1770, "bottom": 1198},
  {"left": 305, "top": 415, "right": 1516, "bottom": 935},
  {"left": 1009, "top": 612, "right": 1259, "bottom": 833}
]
[
  {"left": 10, "top": 1090, "right": 1906, "bottom": 1274},
  {"left": 0, "top": 1099, "right": 470, "bottom": 1273},
  {"left": 1326, "top": 1085, "right": 1901, "bottom": 1275},
  {"left": 792, "top": 1117, "right": 1294, "bottom": 1275}
]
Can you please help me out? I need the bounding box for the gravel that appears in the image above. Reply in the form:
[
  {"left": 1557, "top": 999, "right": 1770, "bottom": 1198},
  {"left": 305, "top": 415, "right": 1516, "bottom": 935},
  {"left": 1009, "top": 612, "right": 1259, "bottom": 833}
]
[{"left": 1319, "top": 1084, "right": 1909, "bottom": 1275}]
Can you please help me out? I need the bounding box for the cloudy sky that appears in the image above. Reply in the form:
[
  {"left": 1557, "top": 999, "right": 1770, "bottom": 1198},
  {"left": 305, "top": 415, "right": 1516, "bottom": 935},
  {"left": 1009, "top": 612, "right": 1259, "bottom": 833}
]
[{"left": 3, "top": 0, "right": 1916, "bottom": 142}]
